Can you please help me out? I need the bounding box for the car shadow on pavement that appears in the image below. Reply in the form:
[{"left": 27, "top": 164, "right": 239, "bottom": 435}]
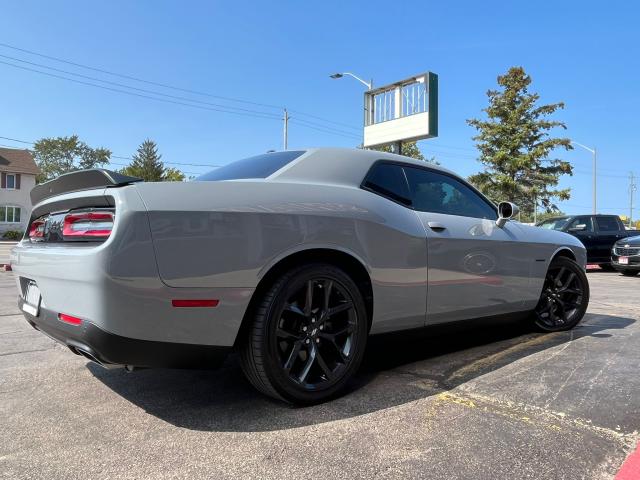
[{"left": 88, "top": 312, "right": 634, "bottom": 432}]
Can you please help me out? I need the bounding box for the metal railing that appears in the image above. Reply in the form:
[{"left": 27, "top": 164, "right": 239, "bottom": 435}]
[{"left": 366, "top": 79, "right": 428, "bottom": 126}]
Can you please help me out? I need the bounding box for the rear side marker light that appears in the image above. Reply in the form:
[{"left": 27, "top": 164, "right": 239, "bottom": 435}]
[
  {"left": 63, "top": 212, "right": 114, "bottom": 239},
  {"left": 58, "top": 313, "right": 83, "bottom": 326},
  {"left": 171, "top": 299, "right": 219, "bottom": 308}
]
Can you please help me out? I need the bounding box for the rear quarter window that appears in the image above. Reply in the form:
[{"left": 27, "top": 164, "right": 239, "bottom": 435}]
[{"left": 362, "top": 163, "right": 412, "bottom": 206}]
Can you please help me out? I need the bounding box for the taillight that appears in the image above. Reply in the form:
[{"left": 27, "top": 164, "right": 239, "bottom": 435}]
[
  {"left": 29, "top": 218, "right": 45, "bottom": 240},
  {"left": 58, "top": 313, "right": 83, "bottom": 326},
  {"left": 62, "top": 211, "right": 114, "bottom": 239}
]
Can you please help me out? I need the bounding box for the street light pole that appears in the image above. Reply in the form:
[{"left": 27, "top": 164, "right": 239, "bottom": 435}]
[
  {"left": 630, "top": 172, "right": 637, "bottom": 228},
  {"left": 329, "top": 72, "right": 373, "bottom": 90},
  {"left": 330, "top": 71, "right": 373, "bottom": 149},
  {"left": 572, "top": 141, "right": 597, "bottom": 215},
  {"left": 283, "top": 108, "right": 289, "bottom": 150}
]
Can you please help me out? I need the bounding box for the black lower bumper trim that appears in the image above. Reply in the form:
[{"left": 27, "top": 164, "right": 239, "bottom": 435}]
[
  {"left": 18, "top": 298, "right": 230, "bottom": 369},
  {"left": 612, "top": 265, "right": 640, "bottom": 272}
]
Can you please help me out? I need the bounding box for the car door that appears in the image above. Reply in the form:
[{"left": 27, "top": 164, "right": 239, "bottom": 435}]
[
  {"left": 565, "top": 216, "right": 596, "bottom": 262},
  {"left": 593, "top": 216, "right": 625, "bottom": 262},
  {"left": 402, "top": 165, "right": 532, "bottom": 324}
]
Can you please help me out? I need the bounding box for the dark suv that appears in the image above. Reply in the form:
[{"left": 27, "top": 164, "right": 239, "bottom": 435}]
[
  {"left": 611, "top": 235, "right": 640, "bottom": 276},
  {"left": 536, "top": 215, "right": 640, "bottom": 269}
]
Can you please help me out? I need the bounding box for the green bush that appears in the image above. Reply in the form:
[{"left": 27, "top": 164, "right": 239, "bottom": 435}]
[{"left": 2, "top": 230, "right": 24, "bottom": 241}]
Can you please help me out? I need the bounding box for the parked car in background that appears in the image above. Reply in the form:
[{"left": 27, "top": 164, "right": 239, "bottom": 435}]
[
  {"left": 12, "top": 148, "right": 590, "bottom": 404},
  {"left": 537, "top": 215, "right": 640, "bottom": 269},
  {"left": 611, "top": 235, "right": 640, "bottom": 276}
]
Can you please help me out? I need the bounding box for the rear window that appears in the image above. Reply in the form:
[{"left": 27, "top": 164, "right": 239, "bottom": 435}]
[
  {"left": 196, "top": 151, "right": 305, "bottom": 181},
  {"left": 596, "top": 216, "right": 621, "bottom": 232}
]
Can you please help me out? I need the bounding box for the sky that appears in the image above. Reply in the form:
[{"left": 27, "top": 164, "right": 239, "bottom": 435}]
[{"left": 1, "top": 0, "right": 639, "bottom": 217}]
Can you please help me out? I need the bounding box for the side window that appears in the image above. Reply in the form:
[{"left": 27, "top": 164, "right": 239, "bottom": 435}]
[
  {"left": 403, "top": 167, "right": 497, "bottom": 219},
  {"left": 568, "top": 216, "right": 593, "bottom": 232},
  {"left": 595, "top": 216, "right": 620, "bottom": 232},
  {"left": 362, "top": 163, "right": 411, "bottom": 206}
]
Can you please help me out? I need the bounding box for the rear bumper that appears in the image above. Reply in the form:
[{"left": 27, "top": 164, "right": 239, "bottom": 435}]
[{"left": 19, "top": 298, "right": 230, "bottom": 369}]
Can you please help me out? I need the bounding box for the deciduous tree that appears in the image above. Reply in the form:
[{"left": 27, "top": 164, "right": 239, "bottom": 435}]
[{"left": 33, "top": 135, "right": 111, "bottom": 183}]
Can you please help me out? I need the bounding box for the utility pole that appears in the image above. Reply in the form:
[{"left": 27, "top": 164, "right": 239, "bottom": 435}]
[
  {"left": 630, "top": 171, "right": 637, "bottom": 228},
  {"left": 283, "top": 108, "right": 289, "bottom": 150},
  {"left": 593, "top": 148, "right": 597, "bottom": 214},
  {"left": 571, "top": 142, "right": 597, "bottom": 215}
]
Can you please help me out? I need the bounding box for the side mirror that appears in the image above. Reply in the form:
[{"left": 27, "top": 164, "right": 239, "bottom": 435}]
[
  {"left": 568, "top": 224, "right": 587, "bottom": 232},
  {"left": 496, "top": 202, "right": 519, "bottom": 228}
]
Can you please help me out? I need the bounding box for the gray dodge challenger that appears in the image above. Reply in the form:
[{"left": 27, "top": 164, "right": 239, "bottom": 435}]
[{"left": 11, "top": 148, "right": 589, "bottom": 404}]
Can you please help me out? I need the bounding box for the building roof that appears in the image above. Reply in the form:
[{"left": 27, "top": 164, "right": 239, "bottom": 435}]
[{"left": 0, "top": 147, "right": 40, "bottom": 175}]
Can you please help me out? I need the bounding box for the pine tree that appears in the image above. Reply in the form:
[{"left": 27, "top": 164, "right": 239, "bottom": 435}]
[
  {"left": 122, "top": 139, "right": 165, "bottom": 181},
  {"left": 467, "top": 67, "right": 573, "bottom": 219}
]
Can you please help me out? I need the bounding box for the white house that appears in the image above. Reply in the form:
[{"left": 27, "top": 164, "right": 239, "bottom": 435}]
[{"left": 0, "top": 147, "right": 40, "bottom": 236}]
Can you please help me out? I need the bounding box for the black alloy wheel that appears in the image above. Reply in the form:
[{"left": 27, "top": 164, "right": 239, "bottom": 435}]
[
  {"left": 533, "top": 256, "right": 589, "bottom": 332},
  {"left": 241, "top": 264, "right": 368, "bottom": 404}
]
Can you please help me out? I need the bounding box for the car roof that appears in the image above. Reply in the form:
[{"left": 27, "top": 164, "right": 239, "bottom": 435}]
[{"left": 270, "top": 147, "right": 461, "bottom": 187}]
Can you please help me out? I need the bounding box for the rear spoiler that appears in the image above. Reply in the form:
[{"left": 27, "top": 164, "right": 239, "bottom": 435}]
[{"left": 31, "top": 169, "right": 143, "bottom": 205}]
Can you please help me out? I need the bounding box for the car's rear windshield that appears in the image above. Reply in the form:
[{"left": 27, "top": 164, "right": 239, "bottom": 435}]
[
  {"left": 196, "top": 150, "right": 305, "bottom": 181},
  {"left": 537, "top": 218, "right": 569, "bottom": 230}
]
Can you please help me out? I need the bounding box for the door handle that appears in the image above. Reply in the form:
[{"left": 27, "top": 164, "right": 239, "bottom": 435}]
[{"left": 427, "top": 221, "right": 447, "bottom": 231}]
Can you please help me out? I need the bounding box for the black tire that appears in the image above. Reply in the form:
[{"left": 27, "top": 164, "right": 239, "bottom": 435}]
[
  {"left": 621, "top": 270, "right": 639, "bottom": 277},
  {"left": 533, "top": 256, "right": 590, "bottom": 332},
  {"left": 240, "top": 263, "right": 368, "bottom": 405}
]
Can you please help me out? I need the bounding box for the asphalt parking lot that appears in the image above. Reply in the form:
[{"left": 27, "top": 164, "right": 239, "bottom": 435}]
[{"left": 1, "top": 270, "right": 638, "bottom": 479}]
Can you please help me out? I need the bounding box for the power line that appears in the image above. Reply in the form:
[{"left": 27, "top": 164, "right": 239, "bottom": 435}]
[
  {"left": 0, "top": 42, "right": 361, "bottom": 133},
  {"left": 0, "top": 136, "right": 32, "bottom": 145},
  {"left": 562, "top": 203, "right": 639, "bottom": 212},
  {"left": 289, "top": 116, "right": 361, "bottom": 137},
  {"left": 0, "top": 53, "right": 284, "bottom": 119},
  {"left": 0, "top": 60, "right": 285, "bottom": 121},
  {"left": 0, "top": 42, "right": 283, "bottom": 110},
  {"left": 0, "top": 135, "right": 222, "bottom": 168},
  {"left": 0, "top": 59, "right": 361, "bottom": 141},
  {"left": 289, "top": 119, "right": 361, "bottom": 140},
  {"left": 288, "top": 109, "right": 361, "bottom": 132},
  {"left": 573, "top": 169, "right": 632, "bottom": 179}
]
